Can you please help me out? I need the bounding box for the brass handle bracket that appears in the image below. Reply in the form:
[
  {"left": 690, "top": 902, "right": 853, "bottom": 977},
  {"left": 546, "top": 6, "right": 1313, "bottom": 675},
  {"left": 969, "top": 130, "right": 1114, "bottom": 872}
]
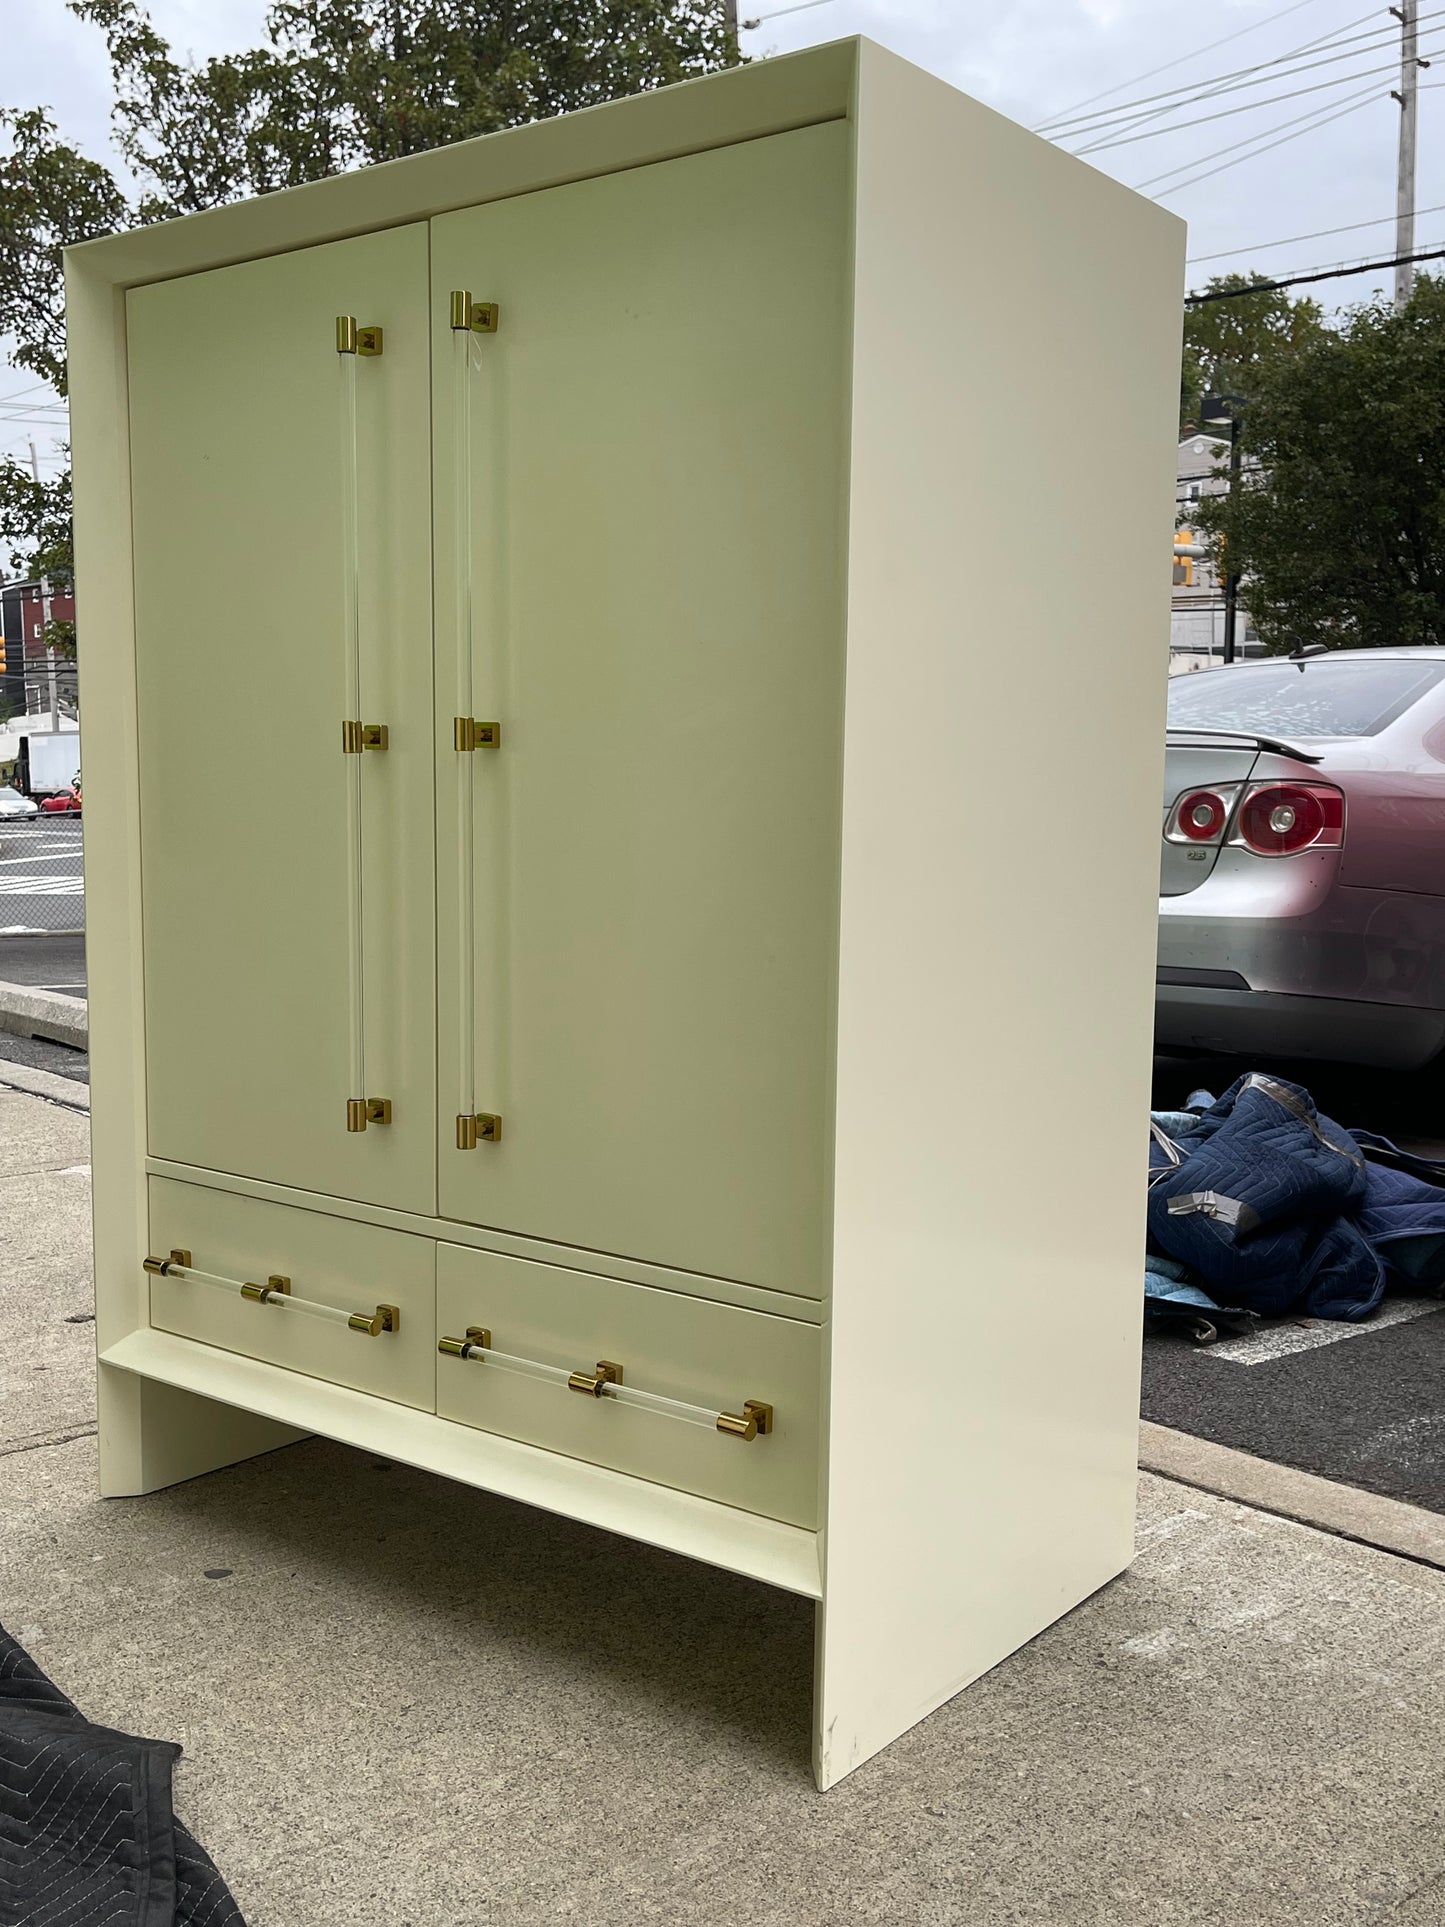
[
  {"left": 336, "top": 316, "right": 383, "bottom": 356},
  {"left": 349, "top": 1303, "right": 401, "bottom": 1337},
  {"left": 568, "top": 1360, "right": 624, "bottom": 1398},
  {"left": 717, "top": 1400, "right": 774, "bottom": 1442},
  {"left": 438, "top": 1325, "right": 492, "bottom": 1360},
  {"left": 456, "top": 1112, "right": 502, "bottom": 1148},
  {"left": 342, "top": 721, "right": 389, "bottom": 753},
  {"left": 143, "top": 1247, "right": 192, "bottom": 1277},
  {"left": 454, "top": 717, "right": 500, "bottom": 752},
  {"left": 449, "top": 290, "right": 500, "bottom": 334},
  {"left": 347, "top": 1098, "right": 393, "bottom": 1132}
]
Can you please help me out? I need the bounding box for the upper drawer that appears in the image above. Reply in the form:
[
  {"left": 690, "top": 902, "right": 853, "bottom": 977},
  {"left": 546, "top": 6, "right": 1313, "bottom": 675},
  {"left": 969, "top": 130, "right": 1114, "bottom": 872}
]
[
  {"left": 147, "top": 1178, "right": 436, "bottom": 1412},
  {"left": 437, "top": 1243, "right": 820, "bottom": 1527}
]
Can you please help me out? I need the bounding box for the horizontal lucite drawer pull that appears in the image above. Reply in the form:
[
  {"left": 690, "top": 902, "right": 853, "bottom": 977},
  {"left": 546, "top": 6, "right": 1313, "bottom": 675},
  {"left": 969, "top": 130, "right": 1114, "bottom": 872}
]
[
  {"left": 438, "top": 1328, "right": 774, "bottom": 1441},
  {"left": 144, "top": 1250, "right": 399, "bottom": 1337}
]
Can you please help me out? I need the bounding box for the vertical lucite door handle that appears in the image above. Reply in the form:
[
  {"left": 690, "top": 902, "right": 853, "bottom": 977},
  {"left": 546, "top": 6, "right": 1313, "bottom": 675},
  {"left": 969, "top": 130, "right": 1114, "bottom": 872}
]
[
  {"left": 337, "top": 314, "right": 390, "bottom": 1133},
  {"left": 450, "top": 290, "right": 501, "bottom": 1152}
]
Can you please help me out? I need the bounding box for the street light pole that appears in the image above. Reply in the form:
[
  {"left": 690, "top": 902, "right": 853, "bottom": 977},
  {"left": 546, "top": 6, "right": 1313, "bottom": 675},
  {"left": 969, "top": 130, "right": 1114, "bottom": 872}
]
[{"left": 1222, "top": 414, "right": 1242, "bottom": 664}]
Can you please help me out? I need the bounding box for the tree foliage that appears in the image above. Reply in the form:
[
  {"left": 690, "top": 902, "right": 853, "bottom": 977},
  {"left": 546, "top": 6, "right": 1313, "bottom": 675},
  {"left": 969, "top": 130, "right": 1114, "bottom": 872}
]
[
  {"left": 1194, "top": 275, "right": 1445, "bottom": 651},
  {"left": 74, "top": 0, "right": 740, "bottom": 218},
  {"left": 0, "top": 0, "right": 741, "bottom": 583},
  {"left": 1180, "top": 272, "right": 1327, "bottom": 431}
]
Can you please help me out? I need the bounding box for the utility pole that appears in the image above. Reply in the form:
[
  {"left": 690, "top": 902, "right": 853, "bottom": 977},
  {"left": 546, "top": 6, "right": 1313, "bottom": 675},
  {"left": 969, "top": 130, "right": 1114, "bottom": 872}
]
[
  {"left": 1392, "top": 0, "right": 1423, "bottom": 309},
  {"left": 1222, "top": 415, "right": 1242, "bottom": 664},
  {"left": 1200, "top": 396, "right": 1246, "bottom": 664},
  {"left": 27, "top": 442, "right": 57, "bottom": 726},
  {"left": 723, "top": 0, "right": 739, "bottom": 52}
]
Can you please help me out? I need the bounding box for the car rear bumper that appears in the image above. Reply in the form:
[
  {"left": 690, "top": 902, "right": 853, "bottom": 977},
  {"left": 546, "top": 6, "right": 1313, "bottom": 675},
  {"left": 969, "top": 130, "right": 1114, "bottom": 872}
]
[
  {"left": 1159, "top": 864, "right": 1445, "bottom": 1001},
  {"left": 1154, "top": 982, "right": 1445, "bottom": 1070}
]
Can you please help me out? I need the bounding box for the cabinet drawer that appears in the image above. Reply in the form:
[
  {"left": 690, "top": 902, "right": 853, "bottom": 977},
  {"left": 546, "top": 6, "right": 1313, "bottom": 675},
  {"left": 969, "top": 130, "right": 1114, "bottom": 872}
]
[
  {"left": 147, "top": 1178, "right": 436, "bottom": 1412},
  {"left": 437, "top": 1244, "right": 820, "bottom": 1527}
]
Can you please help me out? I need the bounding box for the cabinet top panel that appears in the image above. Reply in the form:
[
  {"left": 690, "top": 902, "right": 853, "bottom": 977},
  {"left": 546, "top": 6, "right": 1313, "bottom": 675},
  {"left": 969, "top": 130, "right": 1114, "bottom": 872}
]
[{"left": 64, "top": 40, "right": 860, "bottom": 295}]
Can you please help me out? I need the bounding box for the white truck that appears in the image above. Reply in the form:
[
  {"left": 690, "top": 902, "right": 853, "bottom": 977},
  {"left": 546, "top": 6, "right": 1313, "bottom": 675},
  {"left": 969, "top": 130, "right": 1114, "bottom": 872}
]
[{"left": 18, "top": 728, "right": 81, "bottom": 798}]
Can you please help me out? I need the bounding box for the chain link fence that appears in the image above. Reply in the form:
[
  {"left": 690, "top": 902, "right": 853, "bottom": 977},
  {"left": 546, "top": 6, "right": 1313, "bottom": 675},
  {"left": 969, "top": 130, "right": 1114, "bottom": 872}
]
[{"left": 0, "top": 811, "right": 85, "bottom": 934}]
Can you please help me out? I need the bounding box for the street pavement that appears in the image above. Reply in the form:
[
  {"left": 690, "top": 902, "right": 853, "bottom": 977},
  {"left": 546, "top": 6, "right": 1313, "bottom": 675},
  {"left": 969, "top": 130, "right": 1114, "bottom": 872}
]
[
  {"left": 2, "top": 1070, "right": 1444, "bottom": 1924},
  {"left": 0, "top": 928, "right": 86, "bottom": 993},
  {"left": 0, "top": 817, "right": 84, "bottom": 936}
]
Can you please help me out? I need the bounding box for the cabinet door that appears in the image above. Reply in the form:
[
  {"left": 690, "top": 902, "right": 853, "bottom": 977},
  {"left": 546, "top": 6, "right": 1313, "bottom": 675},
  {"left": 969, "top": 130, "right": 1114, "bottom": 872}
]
[
  {"left": 432, "top": 124, "right": 848, "bottom": 1297},
  {"left": 129, "top": 225, "right": 436, "bottom": 1212}
]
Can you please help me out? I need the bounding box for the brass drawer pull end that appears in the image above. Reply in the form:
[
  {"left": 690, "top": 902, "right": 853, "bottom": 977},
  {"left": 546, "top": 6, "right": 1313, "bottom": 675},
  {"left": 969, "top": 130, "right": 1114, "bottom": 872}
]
[
  {"left": 438, "top": 1326, "right": 491, "bottom": 1360},
  {"left": 349, "top": 1303, "right": 401, "bottom": 1337},
  {"left": 717, "top": 1401, "right": 774, "bottom": 1442},
  {"left": 143, "top": 1247, "right": 192, "bottom": 1277}
]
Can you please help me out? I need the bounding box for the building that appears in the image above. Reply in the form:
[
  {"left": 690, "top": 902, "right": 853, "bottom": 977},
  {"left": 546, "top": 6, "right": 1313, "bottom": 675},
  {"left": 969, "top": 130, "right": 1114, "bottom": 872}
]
[
  {"left": 1171, "top": 431, "right": 1262, "bottom": 672},
  {"left": 0, "top": 578, "right": 79, "bottom": 721}
]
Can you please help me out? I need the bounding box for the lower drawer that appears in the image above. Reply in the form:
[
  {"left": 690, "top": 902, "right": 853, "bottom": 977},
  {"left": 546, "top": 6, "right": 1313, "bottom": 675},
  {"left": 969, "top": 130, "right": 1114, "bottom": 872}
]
[
  {"left": 147, "top": 1178, "right": 437, "bottom": 1412},
  {"left": 437, "top": 1243, "right": 820, "bottom": 1527}
]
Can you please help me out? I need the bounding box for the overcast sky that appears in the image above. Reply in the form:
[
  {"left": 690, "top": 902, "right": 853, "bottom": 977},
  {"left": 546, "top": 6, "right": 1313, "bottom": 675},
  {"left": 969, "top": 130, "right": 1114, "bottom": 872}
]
[{"left": 4, "top": 0, "right": 1443, "bottom": 477}]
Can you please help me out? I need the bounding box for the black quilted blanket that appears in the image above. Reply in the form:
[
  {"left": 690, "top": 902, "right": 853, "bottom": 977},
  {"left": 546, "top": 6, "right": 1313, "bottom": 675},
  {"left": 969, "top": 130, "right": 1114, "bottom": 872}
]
[{"left": 0, "top": 1624, "right": 245, "bottom": 1926}]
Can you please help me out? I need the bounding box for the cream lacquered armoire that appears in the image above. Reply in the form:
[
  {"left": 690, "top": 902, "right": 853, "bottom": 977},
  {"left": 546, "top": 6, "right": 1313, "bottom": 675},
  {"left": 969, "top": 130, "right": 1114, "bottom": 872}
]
[{"left": 70, "top": 38, "right": 1183, "bottom": 1788}]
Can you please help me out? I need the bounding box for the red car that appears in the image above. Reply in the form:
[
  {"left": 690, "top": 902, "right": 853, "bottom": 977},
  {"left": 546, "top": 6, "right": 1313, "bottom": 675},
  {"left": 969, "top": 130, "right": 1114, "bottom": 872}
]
[{"left": 38, "top": 784, "right": 81, "bottom": 814}]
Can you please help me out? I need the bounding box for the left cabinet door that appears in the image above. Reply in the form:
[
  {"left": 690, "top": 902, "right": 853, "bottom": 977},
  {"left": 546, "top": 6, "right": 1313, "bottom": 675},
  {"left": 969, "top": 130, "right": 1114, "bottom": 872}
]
[{"left": 129, "top": 225, "right": 437, "bottom": 1212}]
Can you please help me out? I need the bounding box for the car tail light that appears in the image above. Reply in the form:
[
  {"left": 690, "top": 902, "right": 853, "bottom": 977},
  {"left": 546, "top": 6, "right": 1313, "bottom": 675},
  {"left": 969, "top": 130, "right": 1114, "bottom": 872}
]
[
  {"left": 1165, "top": 785, "right": 1240, "bottom": 845},
  {"left": 1232, "top": 781, "right": 1345, "bottom": 856}
]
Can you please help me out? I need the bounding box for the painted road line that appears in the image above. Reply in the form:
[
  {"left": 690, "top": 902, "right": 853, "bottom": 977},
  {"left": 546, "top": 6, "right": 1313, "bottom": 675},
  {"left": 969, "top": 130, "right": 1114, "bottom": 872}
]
[{"left": 1206, "top": 1297, "right": 1444, "bottom": 1365}]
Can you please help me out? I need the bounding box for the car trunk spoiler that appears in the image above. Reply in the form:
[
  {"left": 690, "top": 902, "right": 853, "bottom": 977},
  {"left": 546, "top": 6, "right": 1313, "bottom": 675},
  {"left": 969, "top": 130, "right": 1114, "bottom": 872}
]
[{"left": 1166, "top": 728, "right": 1323, "bottom": 766}]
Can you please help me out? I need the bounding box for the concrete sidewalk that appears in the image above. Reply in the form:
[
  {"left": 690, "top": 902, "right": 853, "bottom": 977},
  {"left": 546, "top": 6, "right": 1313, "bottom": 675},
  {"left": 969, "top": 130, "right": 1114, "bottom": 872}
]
[{"left": 4, "top": 1074, "right": 1444, "bottom": 1926}]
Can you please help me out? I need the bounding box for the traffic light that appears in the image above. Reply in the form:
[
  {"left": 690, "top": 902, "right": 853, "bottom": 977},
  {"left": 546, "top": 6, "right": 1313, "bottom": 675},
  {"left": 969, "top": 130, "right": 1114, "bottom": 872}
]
[{"left": 1173, "top": 526, "right": 1194, "bottom": 588}]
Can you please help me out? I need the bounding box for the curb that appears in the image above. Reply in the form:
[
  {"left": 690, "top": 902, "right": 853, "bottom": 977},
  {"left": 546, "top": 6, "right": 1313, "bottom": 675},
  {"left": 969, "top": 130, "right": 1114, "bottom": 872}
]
[
  {"left": 0, "top": 1057, "right": 91, "bottom": 1111},
  {"left": 0, "top": 979, "right": 87, "bottom": 1051},
  {"left": 1140, "top": 1418, "right": 1445, "bottom": 1571}
]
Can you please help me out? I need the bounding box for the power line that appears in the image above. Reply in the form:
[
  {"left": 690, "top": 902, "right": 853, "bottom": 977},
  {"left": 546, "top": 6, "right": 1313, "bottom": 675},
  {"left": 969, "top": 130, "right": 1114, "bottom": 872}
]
[
  {"left": 1050, "top": 8, "right": 1438, "bottom": 140},
  {"left": 1033, "top": 0, "right": 1330, "bottom": 129},
  {"left": 1186, "top": 231, "right": 1444, "bottom": 288},
  {"left": 1141, "top": 80, "right": 1389, "bottom": 195},
  {"left": 743, "top": 0, "right": 837, "bottom": 20},
  {"left": 1075, "top": 42, "right": 1439, "bottom": 154},
  {"left": 1187, "top": 200, "right": 1445, "bottom": 261},
  {"left": 1185, "top": 242, "right": 1445, "bottom": 302}
]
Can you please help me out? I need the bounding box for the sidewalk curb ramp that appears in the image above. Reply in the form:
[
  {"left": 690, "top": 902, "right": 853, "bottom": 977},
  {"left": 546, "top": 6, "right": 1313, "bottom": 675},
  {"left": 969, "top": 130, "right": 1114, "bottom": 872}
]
[
  {"left": 0, "top": 979, "right": 87, "bottom": 1051},
  {"left": 1140, "top": 1418, "right": 1445, "bottom": 1571}
]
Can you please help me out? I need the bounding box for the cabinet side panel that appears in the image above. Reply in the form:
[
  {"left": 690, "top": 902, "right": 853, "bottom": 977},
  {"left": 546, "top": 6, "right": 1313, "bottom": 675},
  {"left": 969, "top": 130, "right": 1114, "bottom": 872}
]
[{"left": 817, "top": 46, "right": 1184, "bottom": 1787}]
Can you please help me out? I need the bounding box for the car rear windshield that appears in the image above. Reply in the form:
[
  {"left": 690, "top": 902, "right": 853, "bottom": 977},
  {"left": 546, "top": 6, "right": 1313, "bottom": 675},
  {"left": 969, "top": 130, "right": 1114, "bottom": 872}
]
[{"left": 1167, "top": 657, "right": 1445, "bottom": 738}]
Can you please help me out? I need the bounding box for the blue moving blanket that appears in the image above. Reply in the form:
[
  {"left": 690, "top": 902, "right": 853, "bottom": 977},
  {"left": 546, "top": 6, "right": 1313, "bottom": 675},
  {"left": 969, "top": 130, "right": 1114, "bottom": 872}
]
[{"left": 1146, "top": 1074, "right": 1445, "bottom": 1321}]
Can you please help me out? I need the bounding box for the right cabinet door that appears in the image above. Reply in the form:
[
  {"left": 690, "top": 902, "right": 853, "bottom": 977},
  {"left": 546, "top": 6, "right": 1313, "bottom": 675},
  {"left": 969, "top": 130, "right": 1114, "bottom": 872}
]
[{"left": 432, "top": 124, "right": 848, "bottom": 1298}]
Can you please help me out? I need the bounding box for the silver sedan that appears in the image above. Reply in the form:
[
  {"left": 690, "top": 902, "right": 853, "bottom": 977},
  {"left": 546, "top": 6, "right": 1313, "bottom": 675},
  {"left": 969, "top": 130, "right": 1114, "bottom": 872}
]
[{"left": 1157, "top": 649, "right": 1445, "bottom": 1070}]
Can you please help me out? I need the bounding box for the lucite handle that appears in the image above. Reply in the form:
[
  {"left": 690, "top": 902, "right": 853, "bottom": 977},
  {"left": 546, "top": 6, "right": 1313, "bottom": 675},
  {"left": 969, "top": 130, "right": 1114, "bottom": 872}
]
[
  {"left": 336, "top": 316, "right": 389, "bottom": 1134},
  {"left": 449, "top": 292, "right": 502, "bottom": 1153},
  {"left": 437, "top": 1328, "right": 774, "bottom": 1441},
  {"left": 145, "top": 1250, "right": 399, "bottom": 1338}
]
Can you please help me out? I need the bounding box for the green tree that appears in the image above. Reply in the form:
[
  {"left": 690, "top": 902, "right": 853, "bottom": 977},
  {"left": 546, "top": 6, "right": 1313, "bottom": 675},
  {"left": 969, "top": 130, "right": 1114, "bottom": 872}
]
[
  {"left": 1180, "top": 271, "right": 1327, "bottom": 431},
  {"left": 0, "top": 0, "right": 741, "bottom": 586},
  {"left": 1194, "top": 275, "right": 1445, "bottom": 651}
]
